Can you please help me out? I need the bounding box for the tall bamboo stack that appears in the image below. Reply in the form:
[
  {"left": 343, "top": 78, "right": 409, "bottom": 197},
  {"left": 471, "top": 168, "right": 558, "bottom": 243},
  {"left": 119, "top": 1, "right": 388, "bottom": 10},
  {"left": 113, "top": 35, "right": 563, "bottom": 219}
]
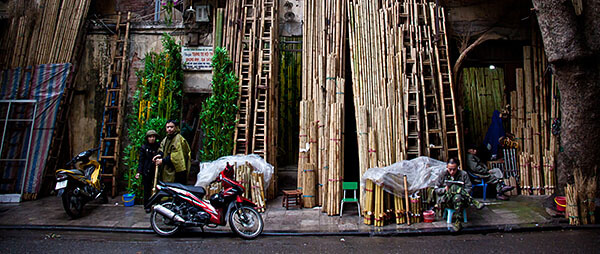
[
  {"left": 222, "top": 0, "right": 279, "bottom": 199},
  {"left": 347, "top": 0, "right": 457, "bottom": 225},
  {"left": 0, "top": 0, "right": 92, "bottom": 69},
  {"left": 297, "top": 0, "right": 347, "bottom": 216},
  {"left": 509, "top": 24, "right": 559, "bottom": 196}
]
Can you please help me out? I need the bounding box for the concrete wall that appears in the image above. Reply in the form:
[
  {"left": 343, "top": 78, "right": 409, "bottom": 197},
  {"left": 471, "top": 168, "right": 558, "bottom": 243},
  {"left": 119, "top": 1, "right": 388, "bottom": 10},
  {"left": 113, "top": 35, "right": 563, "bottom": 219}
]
[{"left": 279, "top": 0, "right": 303, "bottom": 37}]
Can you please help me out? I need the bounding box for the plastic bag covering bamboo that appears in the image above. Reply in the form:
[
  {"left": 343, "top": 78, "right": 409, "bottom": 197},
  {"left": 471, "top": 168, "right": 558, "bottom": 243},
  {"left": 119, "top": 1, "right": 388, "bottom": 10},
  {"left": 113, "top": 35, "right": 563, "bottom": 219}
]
[
  {"left": 361, "top": 157, "right": 447, "bottom": 197},
  {"left": 194, "top": 154, "right": 274, "bottom": 189}
]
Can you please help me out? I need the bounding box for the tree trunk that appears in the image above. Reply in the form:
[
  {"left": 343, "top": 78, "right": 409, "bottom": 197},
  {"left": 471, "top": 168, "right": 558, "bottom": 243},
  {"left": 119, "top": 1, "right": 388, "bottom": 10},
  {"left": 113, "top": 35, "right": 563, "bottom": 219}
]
[{"left": 532, "top": 0, "right": 599, "bottom": 224}]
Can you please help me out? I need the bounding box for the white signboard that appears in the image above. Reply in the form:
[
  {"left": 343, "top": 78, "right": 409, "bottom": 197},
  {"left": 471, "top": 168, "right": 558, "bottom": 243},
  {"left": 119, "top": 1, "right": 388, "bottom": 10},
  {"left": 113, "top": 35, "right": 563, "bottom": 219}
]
[{"left": 182, "top": 46, "right": 213, "bottom": 71}]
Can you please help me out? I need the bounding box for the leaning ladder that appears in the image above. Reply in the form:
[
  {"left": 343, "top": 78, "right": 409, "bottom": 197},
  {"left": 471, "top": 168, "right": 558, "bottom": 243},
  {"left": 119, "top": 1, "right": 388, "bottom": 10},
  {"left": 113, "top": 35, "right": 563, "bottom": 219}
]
[
  {"left": 99, "top": 12, "right": 131, "bottom": 197},
  {"left": 233, "top": 0, "right": 258, "bottom": 155},
  {"left": 431, "top": 6, "right": 461, "bottom": 161}
]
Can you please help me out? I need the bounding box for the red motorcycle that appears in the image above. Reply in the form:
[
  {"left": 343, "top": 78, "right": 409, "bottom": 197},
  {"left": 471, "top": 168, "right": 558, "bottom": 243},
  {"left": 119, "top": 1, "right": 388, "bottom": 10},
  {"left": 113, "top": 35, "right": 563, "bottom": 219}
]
[{"left": 146, "top": 163, "right": 264, "bottom": 239}]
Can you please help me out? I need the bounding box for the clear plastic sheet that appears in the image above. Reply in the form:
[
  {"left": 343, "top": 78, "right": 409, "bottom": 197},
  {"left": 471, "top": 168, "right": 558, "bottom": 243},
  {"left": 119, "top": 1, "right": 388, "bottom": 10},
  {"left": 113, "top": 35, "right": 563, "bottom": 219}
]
[
  {"left": 361, "top": 156, "right": 447, "bottom": 196},
  {"left": 194, "top": 154, "right": 274, "bottom": 189}
]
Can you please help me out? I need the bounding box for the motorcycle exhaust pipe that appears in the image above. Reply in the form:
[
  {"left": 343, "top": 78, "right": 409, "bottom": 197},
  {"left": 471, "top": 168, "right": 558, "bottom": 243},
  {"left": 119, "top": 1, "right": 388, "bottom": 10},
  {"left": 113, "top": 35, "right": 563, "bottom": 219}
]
[
  {"left": 153, "top": 204, "right": 185, "bottom": 223},
  {"left": 73, "top": 187, "right": 91, "bottom": 198}
]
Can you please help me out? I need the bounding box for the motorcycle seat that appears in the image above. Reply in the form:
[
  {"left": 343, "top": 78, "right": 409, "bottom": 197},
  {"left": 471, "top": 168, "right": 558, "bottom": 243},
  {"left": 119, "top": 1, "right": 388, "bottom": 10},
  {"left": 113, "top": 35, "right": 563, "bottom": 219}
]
[{"left": 163, "top": 182, "right": 206, "bottom": 198}]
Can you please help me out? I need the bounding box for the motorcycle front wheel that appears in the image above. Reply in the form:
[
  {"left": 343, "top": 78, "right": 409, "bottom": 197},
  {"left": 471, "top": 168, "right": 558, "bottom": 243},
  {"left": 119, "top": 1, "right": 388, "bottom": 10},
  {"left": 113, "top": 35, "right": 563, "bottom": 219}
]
[
  {"left": 62, "top": 187, "right": 84, "bottom": 219},
  {"left": 150, "top": 201, "right": 181, "bottom": 236},
  {"left": 229, "top": 206, "right": 263, "bottom": 240}
]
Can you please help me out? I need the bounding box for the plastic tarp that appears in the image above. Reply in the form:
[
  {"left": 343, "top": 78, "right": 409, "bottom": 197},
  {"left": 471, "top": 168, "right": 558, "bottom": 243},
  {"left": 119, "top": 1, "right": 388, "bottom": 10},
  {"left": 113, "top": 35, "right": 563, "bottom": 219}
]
[
  {"left": 0, "top": 64, "right": 70, "bottom": 198},
  {"left": 361, "top": 156, "right": 447, "bottom": 197},
  {"left": 195, "top": 154, "right": 274, "bottom": 189}
]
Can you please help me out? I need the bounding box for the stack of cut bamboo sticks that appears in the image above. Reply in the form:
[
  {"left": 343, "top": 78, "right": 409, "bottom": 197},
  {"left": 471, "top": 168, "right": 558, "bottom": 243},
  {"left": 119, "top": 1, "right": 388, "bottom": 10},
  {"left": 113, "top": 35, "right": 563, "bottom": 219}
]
[
  {"left": 213, "top": 162, "right": 267, "bottom": 212},
  {"left": 1, "top": 0, "right": 92, "bottom": 69},
  {"left": 509, "top": 24, "right": 559, "bottom": 196},
  {"left": 347, "top": 0, "right": 457, "bottom": 225},
  {"left": 297, "top": 0, "right": 347, "bottom": 216}
]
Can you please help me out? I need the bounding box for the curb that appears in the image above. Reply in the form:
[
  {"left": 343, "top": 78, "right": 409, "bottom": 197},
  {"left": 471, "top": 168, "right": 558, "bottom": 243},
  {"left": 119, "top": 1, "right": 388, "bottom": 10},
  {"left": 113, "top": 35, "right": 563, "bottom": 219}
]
[{"left": 1, "top": 223, "right": 598, "bottom": 236}]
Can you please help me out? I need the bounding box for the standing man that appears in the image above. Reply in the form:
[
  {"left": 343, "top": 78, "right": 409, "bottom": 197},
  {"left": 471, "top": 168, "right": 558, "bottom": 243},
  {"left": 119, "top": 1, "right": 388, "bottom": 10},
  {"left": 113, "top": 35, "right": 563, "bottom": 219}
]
[
  {"left": 435, "top": 158, "right": 484, "bottom": 228},
  {"left": 153, "top": 120, "right": 191, "bottom": 184},
  {"left": 465, "top": 145, "right": 514, "bottom": 200},
  {"left": 136, "top": 130, "right": 160, "bottom": 212}
]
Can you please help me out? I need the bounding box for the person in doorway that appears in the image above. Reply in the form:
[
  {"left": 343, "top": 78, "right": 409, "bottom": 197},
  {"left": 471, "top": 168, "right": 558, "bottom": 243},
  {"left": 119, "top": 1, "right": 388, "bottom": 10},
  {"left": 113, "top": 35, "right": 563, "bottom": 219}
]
[
  {"left": 136, "top": 130, "right": 160, "bottom": 212},
  {"left": 465, "top": 144, "right": 514, "bottom": 200},
  {"left": 153, "top": 120, "right": 191, "bottom": 184},
  {"left": 435, "top": 158, "right": 484, "bottom": 229}
]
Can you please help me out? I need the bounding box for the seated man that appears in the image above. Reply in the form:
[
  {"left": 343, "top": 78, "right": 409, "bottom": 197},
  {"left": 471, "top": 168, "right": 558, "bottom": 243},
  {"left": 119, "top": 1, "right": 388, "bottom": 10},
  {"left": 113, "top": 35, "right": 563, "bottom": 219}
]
[
  {"left": 465, "top": 145, "right": 514, "bottom": 200},
  {"left": 435, "top": 158, "right": 484, "bottom": 228}
]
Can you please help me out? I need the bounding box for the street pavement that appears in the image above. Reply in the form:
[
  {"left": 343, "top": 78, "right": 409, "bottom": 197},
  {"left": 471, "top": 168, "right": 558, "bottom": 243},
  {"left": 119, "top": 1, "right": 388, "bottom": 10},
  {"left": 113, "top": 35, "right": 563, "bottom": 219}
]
[
  {"left": 0, "top": 193, "right": 567, "bottom": 234},
  {"left": 1, "top": 228, "right": 599, "bottom": 253}
]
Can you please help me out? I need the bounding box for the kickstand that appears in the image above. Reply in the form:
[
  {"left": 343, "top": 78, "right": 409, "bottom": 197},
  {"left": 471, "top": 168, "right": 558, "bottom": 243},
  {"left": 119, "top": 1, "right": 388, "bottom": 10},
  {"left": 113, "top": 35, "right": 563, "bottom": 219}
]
[{"left": 200, "top": 226, "right": 205, "bottom": 233}]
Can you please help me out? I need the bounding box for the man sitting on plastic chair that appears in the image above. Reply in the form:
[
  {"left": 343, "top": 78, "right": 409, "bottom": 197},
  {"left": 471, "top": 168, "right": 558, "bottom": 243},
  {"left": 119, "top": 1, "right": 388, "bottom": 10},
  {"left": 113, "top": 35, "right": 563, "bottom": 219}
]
[
  {"left": 435, "top": 158, "right": 485, "bottom": 230},
  {"left": 465, "top": 144, "right": 514, "bottom": 200}
]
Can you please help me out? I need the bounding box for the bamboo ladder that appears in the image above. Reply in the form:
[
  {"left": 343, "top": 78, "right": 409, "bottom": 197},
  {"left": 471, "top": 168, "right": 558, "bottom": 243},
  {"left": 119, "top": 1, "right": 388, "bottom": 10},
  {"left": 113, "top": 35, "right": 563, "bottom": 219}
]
[
  {"left": 251, "top": 0, "right": 275, "bottom": 159},
  {"left": 403, "top": 3, "right": 422, "bottom": 159},
  {"left": 233, "top": 0, "right": 258, "bottom": 155},
  {"left": 99, "top": 12, "right": 131, "bottom": 197},
  {"left": 430, "top": 6, "right": 461, "bottom": 161}
]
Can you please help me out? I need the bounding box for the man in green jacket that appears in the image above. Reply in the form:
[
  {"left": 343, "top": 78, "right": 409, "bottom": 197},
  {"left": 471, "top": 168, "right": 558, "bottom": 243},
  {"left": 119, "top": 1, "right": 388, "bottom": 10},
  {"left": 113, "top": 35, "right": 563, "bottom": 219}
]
[
  {"left": 153, "top": 120, "right": 191, "bottom": 184},
  {"left": 435, "top": 158, "right": 484, "bottom": 228}
]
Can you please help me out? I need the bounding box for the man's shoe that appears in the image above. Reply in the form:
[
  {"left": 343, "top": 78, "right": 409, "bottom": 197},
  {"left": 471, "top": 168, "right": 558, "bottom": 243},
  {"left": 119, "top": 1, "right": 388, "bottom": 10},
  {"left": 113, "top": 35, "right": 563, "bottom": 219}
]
[
  {"left": 500, "top": 185, "right": 515, "bottom": 193},
  {"left": 452, "top": 220, "right": 463, "bottom": 231},
  {"left": 474, "top": 200, "right": 485, "bottom": 210},
  {"left": 496, "top": 194, "right": 509, "bottom": 201}
]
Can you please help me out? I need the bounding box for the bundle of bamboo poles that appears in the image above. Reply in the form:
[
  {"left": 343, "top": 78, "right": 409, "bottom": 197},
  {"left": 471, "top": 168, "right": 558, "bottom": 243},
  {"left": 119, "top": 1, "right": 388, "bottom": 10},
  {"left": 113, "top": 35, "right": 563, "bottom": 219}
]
[
  {"left": 251, "top": 171, "right": 266, "bottom": 213},
  {"left": 230, "top": 161, "right": 267, "bottom": 212},
  {"left": 298, "top": 0, "right": 347, "bottom": 215},
  {"left": 348, "top": 0, "right": 458, "bottom": 226},
  {"left": 1, "top": 0, "right": 91, "bottom": 69},
  {"left": 509, "top": 22, "right": 559, "bottom": 196},
  {"left": 409, "top": 197, "right": 422, "bottom": 224},
  {"left": 565, "top": 182, "right": 580, "bottom": 225}
]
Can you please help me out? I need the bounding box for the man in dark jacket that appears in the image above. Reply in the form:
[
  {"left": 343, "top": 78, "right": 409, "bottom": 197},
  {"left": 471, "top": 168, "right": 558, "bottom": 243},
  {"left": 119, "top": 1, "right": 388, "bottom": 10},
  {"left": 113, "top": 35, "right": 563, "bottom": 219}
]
[
  {"left": 435, "top": 158, "right": 484, "bottom": 228},
  {"left": 465, "top": 145, "right": 514, "bottom": 200},
  {"left": 136, "top": 130, "right": 160, "bottom": 211}
]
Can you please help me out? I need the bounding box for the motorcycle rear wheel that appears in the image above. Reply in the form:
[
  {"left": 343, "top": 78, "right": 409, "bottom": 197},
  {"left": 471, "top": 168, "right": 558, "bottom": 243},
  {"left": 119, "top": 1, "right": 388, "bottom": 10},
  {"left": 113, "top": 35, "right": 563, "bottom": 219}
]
[
  {"left": 62, "top": 188, "right": 84, "bottom": 219},
  {"left": 150, "top": 201, "right": 181, "bottom": 236},
  {"left": 229, "top": 206, "right": 263, "bottom": 240}
]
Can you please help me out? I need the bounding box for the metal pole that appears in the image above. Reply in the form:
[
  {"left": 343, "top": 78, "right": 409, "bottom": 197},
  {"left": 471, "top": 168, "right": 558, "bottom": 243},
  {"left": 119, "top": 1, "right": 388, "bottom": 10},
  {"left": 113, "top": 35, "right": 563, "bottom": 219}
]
[
  {"left": 0, "top": 101, "right": 12, "bottom": 161},
  {"left": 20, "top": 101, "right": 37, "bottom": 199}
]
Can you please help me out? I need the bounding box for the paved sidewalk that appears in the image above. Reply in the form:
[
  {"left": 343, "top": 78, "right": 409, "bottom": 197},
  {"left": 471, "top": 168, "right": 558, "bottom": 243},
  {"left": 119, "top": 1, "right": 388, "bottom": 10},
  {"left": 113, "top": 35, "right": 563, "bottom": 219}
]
[{"left": 0, "top": 194, "right": 569, "bottom": 234}]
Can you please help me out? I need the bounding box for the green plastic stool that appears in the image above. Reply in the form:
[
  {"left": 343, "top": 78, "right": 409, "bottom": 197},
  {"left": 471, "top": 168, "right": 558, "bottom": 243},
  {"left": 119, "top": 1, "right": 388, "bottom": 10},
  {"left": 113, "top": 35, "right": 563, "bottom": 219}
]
[{"left": 340, "top": 182, "right": 361, "bottom": 217}]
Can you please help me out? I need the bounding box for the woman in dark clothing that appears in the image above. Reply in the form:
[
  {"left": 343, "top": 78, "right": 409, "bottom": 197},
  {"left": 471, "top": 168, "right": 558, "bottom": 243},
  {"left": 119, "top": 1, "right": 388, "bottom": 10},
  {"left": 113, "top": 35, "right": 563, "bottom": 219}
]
[{"left": 136, "top": 130, "right": 160, "bottom": 211}]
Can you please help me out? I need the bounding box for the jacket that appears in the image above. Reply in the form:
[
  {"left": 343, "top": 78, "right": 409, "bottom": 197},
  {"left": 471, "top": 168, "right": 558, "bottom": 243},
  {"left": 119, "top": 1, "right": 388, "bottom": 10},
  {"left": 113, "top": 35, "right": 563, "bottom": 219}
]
[
  {"left": 435, "top": 169, "right": 472, "bottom": 195},
  {"left": 158, "top": 132, "right": 191, "bottom": 183},
  {"left": 138, "top": 143, "right": 159, "bottom": 177}
]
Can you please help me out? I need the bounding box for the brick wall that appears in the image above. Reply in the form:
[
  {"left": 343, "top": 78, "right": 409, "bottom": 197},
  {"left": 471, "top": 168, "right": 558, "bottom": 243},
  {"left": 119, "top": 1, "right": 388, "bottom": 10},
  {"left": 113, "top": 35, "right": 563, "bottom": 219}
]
[{"left": 117, "top": 0, "right": 155, "bottom": 19}]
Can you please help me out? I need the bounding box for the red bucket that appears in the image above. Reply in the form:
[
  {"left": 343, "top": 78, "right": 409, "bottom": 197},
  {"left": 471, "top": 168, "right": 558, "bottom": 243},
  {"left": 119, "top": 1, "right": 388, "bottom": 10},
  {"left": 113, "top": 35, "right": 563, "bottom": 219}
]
[
  {"left": 423, "top": 210, "right": 435, "bottom": 223},
  {"left": 555, "top": 196, "right": 566, "bottom": 212}
]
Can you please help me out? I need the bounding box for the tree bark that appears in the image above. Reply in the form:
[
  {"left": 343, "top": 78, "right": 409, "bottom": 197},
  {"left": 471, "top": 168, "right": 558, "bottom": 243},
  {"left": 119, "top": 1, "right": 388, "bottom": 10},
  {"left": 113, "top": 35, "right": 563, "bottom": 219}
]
[{"left": 532, "top": 0, "right": 599, "bottom": 223}]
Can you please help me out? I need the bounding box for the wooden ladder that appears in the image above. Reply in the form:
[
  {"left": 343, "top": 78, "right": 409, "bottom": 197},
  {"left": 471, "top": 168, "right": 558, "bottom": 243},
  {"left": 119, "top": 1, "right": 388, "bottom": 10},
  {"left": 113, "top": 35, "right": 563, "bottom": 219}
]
[
  {"left": 233, "top": 0, "right": 258, "bottom": 155},
  {"left": 251, "top": 0, "right": 274, "bottom": 159},
  {"left": 419, "top": 4, "right": 444, "bottom": 160},
  {"left": 100, "top": 12, "right": 131, "bottom": 197},
  {"left": 431, "top": 6, "right": 461, "bottom": 161}
]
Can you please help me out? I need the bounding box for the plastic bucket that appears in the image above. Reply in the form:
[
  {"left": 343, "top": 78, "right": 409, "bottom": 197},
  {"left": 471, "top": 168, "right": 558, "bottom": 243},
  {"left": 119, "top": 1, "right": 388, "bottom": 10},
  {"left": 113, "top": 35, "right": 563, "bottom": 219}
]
[
  {"left": 423, "top": 210, "right": 435, "bottom": 223},
  {"left": 555, "top": 196, "right": 566, "bottom": 212},
  {"left": 123, "top": 193, "right": 135, "bottom": 207}
]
